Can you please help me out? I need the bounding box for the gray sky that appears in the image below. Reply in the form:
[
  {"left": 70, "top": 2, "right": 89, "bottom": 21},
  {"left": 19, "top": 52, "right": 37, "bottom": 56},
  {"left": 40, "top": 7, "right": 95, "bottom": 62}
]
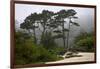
[{"left": 15, "top": 3, "right": 95, "bottom": 32}]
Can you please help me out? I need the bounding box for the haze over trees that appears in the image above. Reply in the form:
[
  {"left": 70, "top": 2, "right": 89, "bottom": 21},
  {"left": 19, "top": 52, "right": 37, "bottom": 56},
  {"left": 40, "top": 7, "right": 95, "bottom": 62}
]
[
  {"left": 15, "top": 9, "right": 94, "bottom": 65},
  {"left": 20, "top": 9, "right": 79, "bottom": 49}
]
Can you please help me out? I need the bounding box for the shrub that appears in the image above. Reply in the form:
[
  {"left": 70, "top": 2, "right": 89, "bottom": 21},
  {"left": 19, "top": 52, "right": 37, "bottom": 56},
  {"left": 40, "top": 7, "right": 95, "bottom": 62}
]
[
  {"left": 75, "top": 36, "right": 94, "bottom": 52},
  {"left": 73, "top": 31, "right": 95, "bottom": 52},
  {"left": 15, "top": 31, "right": 61, "bottom": 65}
]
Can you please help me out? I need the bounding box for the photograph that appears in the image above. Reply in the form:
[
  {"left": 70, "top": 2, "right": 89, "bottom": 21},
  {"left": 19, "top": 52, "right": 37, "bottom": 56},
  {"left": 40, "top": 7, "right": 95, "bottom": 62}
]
[{"left": 11, "top": 0, "right": 96, "bottom": 68}]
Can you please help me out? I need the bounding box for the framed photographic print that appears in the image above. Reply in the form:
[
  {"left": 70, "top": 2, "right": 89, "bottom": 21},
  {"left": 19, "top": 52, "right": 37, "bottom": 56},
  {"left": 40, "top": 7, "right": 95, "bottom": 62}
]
[{"left": 10, "top": 0, "right": 96, "bottom": 68}]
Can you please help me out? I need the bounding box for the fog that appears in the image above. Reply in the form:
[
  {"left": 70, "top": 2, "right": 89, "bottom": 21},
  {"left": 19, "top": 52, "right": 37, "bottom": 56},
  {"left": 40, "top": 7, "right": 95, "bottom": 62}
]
[{"left": 15, "top": 4, "right": 95, "bottom": 47}]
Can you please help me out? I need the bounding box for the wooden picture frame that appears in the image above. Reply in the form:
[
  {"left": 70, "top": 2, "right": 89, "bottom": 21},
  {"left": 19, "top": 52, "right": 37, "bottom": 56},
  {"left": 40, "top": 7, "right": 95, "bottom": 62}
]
[{"left": 10, "top": 0, "right": 96, "bottom": 68}]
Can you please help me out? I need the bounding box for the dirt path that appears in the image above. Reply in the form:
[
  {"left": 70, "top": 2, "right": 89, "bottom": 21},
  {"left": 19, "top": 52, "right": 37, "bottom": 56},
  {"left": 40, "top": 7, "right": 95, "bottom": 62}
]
[{"left": 45, "top": 52, "right": 94, "bottom": 64}]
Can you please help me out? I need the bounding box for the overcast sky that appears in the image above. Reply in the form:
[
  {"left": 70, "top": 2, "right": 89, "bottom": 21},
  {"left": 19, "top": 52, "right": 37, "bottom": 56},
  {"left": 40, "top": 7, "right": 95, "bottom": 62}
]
[{"left": 15, "top": 3, "right": 95, "bottom": 32}]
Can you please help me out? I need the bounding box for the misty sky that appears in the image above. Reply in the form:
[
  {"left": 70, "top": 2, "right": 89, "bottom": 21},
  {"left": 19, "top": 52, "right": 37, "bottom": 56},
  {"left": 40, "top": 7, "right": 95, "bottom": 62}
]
[
  {"left": 15, "top": 3, "right": 94, "bottom": 32},
  {"left": 15, "top": 3, "right": 95, "bottom": 46}
]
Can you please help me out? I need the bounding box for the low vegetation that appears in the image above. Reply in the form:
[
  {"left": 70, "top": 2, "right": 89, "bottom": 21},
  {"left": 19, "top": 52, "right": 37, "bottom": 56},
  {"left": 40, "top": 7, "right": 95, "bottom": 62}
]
[
  {"left": 15, "top": 31, "right": 63, "bottom": 65},
  {"left": 73, "top": 32, "right": 95, "bottom": 52}
]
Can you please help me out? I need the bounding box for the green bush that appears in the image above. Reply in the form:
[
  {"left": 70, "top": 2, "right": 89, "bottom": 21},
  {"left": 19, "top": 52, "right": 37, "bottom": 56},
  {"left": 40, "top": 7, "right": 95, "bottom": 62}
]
[
  {"left": 73, "top": 32, "right": 95, "bottom": 52},
  {"left": 75, "top": 36, "right": 94, "bottom": 52},
  {"left": 15, "top": 37, "right": 38, "bottom": 64},
  {"left": 15, "top": 31, "right": 61, "bottom": 65}
]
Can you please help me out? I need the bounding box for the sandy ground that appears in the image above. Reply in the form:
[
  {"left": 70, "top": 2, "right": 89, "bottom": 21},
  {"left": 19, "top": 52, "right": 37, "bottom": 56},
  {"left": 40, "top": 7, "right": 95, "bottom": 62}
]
[{"left": 45, "top": 52, "right": 95, "bottom": 64}]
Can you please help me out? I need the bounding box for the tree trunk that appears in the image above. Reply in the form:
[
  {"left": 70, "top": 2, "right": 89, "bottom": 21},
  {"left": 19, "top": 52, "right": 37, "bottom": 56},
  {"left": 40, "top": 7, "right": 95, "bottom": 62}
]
[
  {"left": 62, "top": 21, "right": 66, "bottom": 48},
  {"left": 66, "top": 18, "right": 71, "bottom": 51},
  {"left": 33, "top": 28, "right": 37, "bottom": 44},
  {"left": 41, "top": 24, "right": 46, "bottom": 46}
]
